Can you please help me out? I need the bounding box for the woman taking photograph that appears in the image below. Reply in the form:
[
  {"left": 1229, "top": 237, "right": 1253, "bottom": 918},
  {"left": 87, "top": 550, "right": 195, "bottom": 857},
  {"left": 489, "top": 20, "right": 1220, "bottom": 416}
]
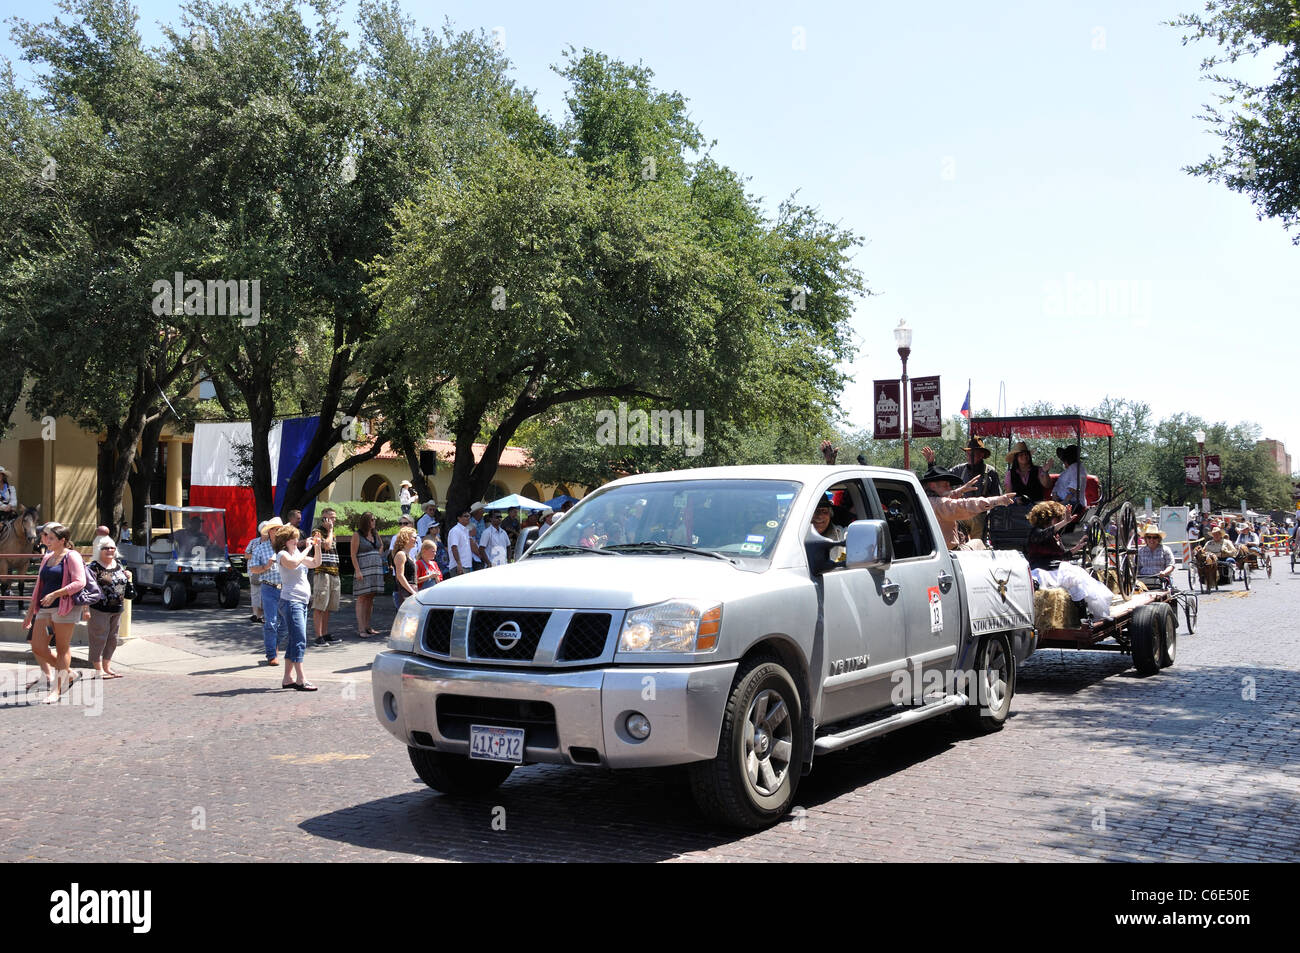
[
  {"left": 391, "top": 526, "right": 419, "bottom": 609},
  {"left": 83, "top": 538, "right": 133, "bottom": 678},
  {"left": 23, "top": 522, "right": 86, "bottom": 703},
  {"left": 272, "top": 524, "right": 321, "bottom": 691},
  {"left": 349, "top": 511, "right": 384, "bottom": 637}
]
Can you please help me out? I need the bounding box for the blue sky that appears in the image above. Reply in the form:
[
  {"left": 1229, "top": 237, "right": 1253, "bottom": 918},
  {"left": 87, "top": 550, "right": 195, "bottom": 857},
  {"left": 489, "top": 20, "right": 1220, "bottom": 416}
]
[{"left": 5, "top": 0, "right": 1298, "bottom": 467}]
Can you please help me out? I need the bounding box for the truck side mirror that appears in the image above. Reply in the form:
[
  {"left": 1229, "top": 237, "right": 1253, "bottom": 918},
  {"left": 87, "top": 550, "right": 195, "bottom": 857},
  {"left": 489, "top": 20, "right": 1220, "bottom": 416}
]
[
  {"left": 845, "top": 520, "right": 892, "bottom": 571},
  {"left": 804, "top": 525, "right": 837, "bottom": 575}
]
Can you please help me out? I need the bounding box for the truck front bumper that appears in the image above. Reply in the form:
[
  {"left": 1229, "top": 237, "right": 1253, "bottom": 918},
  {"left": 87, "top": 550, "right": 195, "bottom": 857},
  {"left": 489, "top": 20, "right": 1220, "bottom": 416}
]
[{"left": 372, "top": 651, "right": 739, "bottom": 768}]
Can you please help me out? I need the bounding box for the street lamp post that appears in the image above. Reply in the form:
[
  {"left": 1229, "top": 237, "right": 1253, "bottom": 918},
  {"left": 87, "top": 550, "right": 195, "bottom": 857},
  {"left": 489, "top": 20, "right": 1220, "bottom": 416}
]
[
  {"left": 1193, "top": 428, "right": 1207, "bottom": 516},
  {"left": 894, "top": 320, "right": 912, "bottom": 469}
]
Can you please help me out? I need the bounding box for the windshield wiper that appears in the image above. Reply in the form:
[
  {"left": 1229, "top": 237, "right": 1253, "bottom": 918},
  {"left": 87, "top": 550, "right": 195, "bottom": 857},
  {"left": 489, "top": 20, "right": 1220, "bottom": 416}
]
[
  {"left": 528, "top": 544, "right": 620, "bottom": 557},
  {"left": 605, "top": 542, "right": 737, "bottom": 563}
]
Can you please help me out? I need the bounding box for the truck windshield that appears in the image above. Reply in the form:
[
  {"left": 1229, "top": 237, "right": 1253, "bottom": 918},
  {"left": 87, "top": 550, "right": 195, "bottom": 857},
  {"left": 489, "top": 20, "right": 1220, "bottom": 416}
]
[{"left": 529, "top": 479, "right": 801, "bottom": 560}]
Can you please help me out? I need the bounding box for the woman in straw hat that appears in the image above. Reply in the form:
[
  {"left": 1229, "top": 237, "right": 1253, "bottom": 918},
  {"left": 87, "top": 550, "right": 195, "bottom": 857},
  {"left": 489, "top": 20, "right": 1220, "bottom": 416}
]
[{"left": 1003, "top": 441, "right": 1051, "bottom": 502}]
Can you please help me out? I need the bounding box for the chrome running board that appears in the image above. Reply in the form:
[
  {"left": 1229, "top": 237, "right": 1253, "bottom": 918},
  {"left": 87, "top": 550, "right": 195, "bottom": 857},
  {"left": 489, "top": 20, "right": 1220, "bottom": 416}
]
[{"left": 813, "top": 694, "right": 968, "bottom": 754}]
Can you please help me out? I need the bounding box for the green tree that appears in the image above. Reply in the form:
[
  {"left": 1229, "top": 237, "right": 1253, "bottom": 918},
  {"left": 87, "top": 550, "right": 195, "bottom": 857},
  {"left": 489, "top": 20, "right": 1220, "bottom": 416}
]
[
  {"left": 369, "top": 51, "right": 863, "bottom": 522},
  {"left": 1, "top": 0, "right": 203, "bottom": 532},
  {"left": 1172, "top": 1, "right": 1300, "bottom": 241}
]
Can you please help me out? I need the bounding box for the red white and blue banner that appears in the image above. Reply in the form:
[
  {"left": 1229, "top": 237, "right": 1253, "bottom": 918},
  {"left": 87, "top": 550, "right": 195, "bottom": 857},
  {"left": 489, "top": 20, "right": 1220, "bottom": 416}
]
[{"left": 189, "top": 418, "right": 320, "bottom": 553}]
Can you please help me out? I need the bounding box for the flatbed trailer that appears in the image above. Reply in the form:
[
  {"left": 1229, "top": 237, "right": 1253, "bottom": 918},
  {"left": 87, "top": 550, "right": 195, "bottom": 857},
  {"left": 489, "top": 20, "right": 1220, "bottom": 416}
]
[{"left": 1037, "top": 588, "right": 1180, "bottom": 676}]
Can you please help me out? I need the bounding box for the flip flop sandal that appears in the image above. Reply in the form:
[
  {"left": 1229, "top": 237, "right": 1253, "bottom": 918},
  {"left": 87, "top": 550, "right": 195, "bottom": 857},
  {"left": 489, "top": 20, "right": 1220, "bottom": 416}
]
[{"left": 292, "top": 682, "right": 318, "bottom": 691}]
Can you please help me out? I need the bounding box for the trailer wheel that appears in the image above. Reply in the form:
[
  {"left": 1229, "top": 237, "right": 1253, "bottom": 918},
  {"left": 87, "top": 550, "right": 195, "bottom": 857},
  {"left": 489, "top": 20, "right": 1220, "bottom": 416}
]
[
  {"left": 408, "top": 747, "right": 514, "bottom": 795},
  {"left": 689, "top": 656, "right": 802, "bottom": 830},
  {"left": 1158, "top": 605, "right": 1177, "bottom": 668},
  {"left": 958, "top": 633, "right": 1014, "bottom": 733},
  {"left": 1129, "top": 604, "right": 1164, "bottom": 676},
  {"left": 161, "top": 579, "right": 187, "bottom": 611}
]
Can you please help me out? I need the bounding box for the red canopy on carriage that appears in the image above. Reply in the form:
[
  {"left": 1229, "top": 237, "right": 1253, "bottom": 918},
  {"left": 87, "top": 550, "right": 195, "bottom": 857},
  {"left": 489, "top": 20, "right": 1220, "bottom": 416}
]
[{"left": 970, "top": 414, "right": 1114, "bottom": 504}]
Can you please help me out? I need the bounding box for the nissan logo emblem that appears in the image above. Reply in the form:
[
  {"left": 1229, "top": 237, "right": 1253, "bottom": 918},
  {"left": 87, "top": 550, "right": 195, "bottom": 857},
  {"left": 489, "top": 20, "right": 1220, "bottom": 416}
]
[{"left": 493, "top": 620, "right": 522, "bottom": 651}]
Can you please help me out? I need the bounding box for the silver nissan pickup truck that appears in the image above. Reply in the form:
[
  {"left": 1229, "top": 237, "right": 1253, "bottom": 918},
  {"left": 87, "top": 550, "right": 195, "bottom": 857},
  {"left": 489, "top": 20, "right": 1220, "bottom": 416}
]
[{"left": 373, "top": 465, "right": 1036, "bottom": 829}]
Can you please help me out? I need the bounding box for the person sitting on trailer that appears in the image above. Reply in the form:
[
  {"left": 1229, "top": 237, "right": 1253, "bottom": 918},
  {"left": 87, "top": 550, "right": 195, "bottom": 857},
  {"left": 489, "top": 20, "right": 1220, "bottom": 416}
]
[
  {"left": 1136, "top": 525, "right": 1176, "bottom": 589},
  {"left": 1051, "top": 445, "right": 1089, "bottom": 512},
  {"left": 1025, "top": 501, "right": 1114, "bottom": 619},
  {"left": 1002, "top": 441, "right": 1051, "bottom": 502}
]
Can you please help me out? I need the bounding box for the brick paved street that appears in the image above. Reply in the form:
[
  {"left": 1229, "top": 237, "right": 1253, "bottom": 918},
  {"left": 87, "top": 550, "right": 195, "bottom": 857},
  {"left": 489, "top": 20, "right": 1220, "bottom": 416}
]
[{"left": 1, "top": 570, "right": 1297, "bottom": 862}]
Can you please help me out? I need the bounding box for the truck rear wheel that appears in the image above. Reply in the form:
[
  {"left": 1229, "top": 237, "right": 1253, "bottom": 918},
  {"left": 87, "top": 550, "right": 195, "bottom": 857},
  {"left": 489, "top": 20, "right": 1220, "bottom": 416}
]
[
  {"left": 957, "top": 633, "right": 1014, "bottom": 733},
  {"left": 407, "top": 746, "right": 514, "bottom": 795},
  {"left": 1129, "top": 604, "right": 1164, "bottom": 676},
  {"left": 688, "top": 657, "right": 802, "bottom": 830}
]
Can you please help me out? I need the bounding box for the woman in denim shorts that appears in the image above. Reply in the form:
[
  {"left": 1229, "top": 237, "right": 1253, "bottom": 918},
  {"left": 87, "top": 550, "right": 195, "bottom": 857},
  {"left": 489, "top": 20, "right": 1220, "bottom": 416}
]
[{"left": 23, "top": 522, "right": 86, "bottom": 703}]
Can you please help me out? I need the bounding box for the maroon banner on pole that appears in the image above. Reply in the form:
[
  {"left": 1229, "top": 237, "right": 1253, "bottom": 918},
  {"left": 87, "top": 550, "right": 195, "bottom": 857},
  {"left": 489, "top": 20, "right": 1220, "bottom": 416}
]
[
  {"left": 873, "top": 380, "right": 902, "bottom": 439},
  {"left": 1184, "top": 455, "right": 1201, "bottom": 486},
  {"left": 1206, "top": 455, "right": 1222, "bottom": 485},
  {"left": 910, "top": 376, "right": 941, "bottom": 438}
]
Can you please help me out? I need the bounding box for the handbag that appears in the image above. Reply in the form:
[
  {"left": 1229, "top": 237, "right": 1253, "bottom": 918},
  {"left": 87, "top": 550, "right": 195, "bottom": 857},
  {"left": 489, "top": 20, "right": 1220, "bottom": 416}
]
[{"left": 71, "top": 558, "right": 104, "bottom": 607}]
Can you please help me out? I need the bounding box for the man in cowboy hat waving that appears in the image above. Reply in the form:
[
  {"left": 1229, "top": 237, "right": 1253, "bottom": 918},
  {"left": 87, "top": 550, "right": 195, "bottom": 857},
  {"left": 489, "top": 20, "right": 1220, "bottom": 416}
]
[
  {"left": 921, "top": 435, "right": 1001, "bottom": 540},
  {"left": 920, "top": 465, "right": 1016, "bottom": 550}
]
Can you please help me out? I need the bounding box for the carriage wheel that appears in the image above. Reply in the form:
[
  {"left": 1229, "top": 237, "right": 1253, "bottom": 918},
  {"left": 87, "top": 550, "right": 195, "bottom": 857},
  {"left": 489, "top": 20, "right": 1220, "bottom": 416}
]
[{"left": 1111, "top": 503, "right": 1138, "bottom": 597}]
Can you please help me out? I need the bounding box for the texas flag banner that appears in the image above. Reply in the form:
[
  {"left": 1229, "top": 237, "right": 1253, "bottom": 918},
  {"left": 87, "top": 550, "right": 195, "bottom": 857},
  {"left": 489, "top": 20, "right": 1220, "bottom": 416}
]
[
  {"left": 960, "top": 384, "right": 971, "bottom": 419},
  {"left": 190, "top": 422, "right": 280, "bottom": 554}
]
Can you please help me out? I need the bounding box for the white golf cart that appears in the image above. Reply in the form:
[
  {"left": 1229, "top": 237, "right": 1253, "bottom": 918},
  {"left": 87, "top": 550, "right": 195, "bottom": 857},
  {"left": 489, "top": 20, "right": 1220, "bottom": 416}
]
[{"left": 118, "top": 504, "right": 242, "bottom": 610}]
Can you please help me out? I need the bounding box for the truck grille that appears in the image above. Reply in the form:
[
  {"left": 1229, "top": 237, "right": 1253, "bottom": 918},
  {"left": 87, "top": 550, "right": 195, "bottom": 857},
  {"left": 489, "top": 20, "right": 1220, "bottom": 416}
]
[
  {"left": 557, "top": 612, "right": 612, "bottom": 661},
  {"left": 422, "top": 609, "right": 454, "bottom": 655},
  {"left": 436, "top": 695, "right": 558, "bottom": 749},
  {"left": 467, "top": 610, "right": 549, "bottom": 662}
]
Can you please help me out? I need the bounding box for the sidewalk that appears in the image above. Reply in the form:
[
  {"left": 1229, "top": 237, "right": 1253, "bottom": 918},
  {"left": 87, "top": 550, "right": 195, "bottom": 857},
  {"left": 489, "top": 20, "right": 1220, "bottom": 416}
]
[{"left": 0, "top": 593, "right": 394, "bottom": 684}]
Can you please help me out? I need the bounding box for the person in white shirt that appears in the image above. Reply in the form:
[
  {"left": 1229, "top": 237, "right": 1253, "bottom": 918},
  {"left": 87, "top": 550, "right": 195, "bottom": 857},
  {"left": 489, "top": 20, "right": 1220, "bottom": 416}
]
[
  {"left": 415, "top": 501, "right": 439, "bottom": 539},
  {"left": 447, "top": 510, "right": 475, "bottom": 576},
  {"left": 479, "top": 512, "right": 511, "bottom": 566},
  {"left": 1052, "top": 445, "right": 1088, "bottom": 511},
  {"left": 398, "top": 480, "right": 415, "bottom": 516}
]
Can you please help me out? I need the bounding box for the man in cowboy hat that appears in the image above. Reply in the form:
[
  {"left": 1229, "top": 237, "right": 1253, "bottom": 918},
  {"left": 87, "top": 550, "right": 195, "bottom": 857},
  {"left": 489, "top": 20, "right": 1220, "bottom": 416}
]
[
  {"left": 1136, "top": 524, "right": 1175, "bottom": 588},
  {"left": 922, "top": 436, "right": 1001, "bottom": 540},
  {"left": 247, "top": 517, "right": 286, "bottom": 662},
  {"left": 1195, "top": 523, "right": 1237, "bottom": 568},
  {"left": 920, "top": 465, "right": 1016, "bottom": 550},
  {"left": 1051, "top": 444, "right": 1088, "bottom": 511}
]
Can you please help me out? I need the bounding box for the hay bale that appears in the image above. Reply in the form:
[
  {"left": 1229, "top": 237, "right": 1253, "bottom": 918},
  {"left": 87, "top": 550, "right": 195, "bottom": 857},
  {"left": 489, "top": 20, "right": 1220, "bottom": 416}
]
[{"left": 1034, "top": 587, "right": 1079, "bottom": 630}]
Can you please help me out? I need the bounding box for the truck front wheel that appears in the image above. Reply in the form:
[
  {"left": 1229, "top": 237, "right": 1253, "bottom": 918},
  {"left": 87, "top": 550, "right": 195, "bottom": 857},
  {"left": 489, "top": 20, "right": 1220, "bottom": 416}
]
[
  {"left": 689, "top": 657, "right": 802, "bottom": 830},
  {"left": 407, "top": 746, "right": 514, "bottom": 795}
]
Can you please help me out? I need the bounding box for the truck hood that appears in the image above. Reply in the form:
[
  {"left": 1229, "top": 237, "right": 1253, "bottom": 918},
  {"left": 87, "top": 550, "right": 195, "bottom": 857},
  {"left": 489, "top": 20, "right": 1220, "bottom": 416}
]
[{"left": 414, "top": 554, "right": 760, "bottom": 611}]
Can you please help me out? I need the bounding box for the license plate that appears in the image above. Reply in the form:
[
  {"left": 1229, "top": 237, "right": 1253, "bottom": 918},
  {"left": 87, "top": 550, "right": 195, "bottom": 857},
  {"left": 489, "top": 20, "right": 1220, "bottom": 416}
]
[{"left": 469, "top": 725, "right": 525, "bottom": 763}]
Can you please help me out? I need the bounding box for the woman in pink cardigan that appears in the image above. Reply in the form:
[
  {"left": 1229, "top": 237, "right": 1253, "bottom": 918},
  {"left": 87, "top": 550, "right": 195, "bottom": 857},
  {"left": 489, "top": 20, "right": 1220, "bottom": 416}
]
[{"left": 23, "top": 522, "right": 86, "bottom": 703}]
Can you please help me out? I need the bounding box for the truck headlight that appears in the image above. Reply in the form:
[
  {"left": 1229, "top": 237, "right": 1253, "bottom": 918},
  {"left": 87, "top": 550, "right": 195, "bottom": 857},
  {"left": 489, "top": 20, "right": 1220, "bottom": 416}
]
[
  {"left": 618, "top": 601, "right": 722, "bottom": 653},
  {"left": 389, "top": 598, "right": 422, "bottom": 653}
]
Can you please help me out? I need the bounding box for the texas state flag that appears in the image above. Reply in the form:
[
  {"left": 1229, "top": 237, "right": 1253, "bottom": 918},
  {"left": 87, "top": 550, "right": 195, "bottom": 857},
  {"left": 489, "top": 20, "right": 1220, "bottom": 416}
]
[
  {"left": 189, "top": 418, "right": 321, "bottom": 553},
  {"left": 960, "top": 386, "right": 971, "bottom": 419}
]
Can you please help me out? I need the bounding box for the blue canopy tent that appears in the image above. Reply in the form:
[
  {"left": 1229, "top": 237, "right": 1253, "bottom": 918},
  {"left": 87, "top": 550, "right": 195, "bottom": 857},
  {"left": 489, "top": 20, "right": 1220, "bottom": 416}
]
[{"left": 545, "top": 494, "right": 579, "bottom": 510}]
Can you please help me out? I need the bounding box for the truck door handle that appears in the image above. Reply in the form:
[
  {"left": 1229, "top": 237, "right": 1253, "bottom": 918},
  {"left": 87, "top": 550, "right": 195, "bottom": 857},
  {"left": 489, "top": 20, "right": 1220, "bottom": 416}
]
[
  {"left": 937, "top": 572, "right": 954, "bottom": 593},
  {"left": 881, "top": 580, "right": 900, "bottom": 600}
]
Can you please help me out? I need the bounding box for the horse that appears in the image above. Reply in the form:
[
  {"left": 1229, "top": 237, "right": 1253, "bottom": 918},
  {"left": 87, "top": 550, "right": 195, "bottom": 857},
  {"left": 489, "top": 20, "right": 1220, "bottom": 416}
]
[
  {"left": 0, "top": 504, "right": 41, "bottom": 613},
  {"left": 1192, "top": 546, "right": 1218, "bottom": 592}
]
